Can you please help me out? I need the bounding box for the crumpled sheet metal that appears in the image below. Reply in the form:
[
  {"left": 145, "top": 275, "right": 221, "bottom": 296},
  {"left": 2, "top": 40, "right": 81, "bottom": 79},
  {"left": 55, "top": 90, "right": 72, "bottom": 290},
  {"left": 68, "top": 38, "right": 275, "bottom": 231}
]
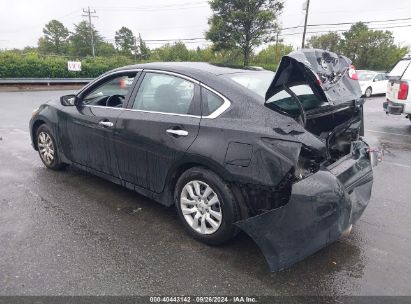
[{"left": 235, "top": 143, "right": 373, "bottom": 272}]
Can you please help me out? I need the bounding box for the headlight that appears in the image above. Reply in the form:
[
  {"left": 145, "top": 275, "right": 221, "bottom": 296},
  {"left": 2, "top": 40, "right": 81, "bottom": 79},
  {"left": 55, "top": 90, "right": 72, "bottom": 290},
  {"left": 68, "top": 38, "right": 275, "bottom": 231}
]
[{"left": 31, "top": 108, "right": 39, "bottom": 117}]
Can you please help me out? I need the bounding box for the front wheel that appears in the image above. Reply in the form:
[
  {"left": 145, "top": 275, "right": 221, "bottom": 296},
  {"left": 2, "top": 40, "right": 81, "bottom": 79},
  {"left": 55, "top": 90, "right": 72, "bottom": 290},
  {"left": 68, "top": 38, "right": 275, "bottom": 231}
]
[
  {"left": 365, "top": 87, "right": 372, "bottom": 98},
  {"left": 175, "top": 167, "right": 240, "bottom": 245},
  {"left": 36, "top": 124, "right": 66, "bottom": 170}
]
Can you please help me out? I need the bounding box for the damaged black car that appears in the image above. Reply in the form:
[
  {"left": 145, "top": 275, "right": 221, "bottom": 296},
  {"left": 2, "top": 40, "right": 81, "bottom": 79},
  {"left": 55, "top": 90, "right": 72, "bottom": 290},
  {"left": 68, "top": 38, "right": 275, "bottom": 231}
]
[{"left": 29, "top": 49, "right": 375, "bottom": 272}]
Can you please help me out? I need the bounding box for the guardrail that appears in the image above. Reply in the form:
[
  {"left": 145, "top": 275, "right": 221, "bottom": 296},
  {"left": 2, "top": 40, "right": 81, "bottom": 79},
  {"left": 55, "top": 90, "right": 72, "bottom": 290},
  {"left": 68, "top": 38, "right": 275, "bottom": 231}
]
[{"left": 0, "top": 78, "right": 93, "bottom": 85}]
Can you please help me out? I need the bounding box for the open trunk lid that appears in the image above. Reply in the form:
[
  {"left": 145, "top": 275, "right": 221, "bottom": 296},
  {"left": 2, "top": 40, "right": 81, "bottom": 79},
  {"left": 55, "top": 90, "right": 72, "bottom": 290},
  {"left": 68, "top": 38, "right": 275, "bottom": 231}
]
[
  {"left": 265, "top": 49, "right": 365, "bottom": 164},
  {"left": 265, "top": 49, "right": 362, "bottom": 117}
]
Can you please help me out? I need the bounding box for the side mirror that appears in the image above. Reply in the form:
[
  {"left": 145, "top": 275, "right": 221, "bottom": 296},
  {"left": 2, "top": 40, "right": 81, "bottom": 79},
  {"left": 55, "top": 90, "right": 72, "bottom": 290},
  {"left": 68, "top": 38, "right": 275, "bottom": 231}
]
[
  {"left": 60, "top": 94, "right": 78, "bottom": 106},
  {"left": 373, "top": 78, "right": 378, "bottom": 82}
]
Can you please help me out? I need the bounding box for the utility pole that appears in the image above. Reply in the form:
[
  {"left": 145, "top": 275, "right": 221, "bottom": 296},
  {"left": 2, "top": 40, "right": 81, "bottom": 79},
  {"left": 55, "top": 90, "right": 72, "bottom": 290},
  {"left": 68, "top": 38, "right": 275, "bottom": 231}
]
[
  {"left": 301, "top": 0, "right": 310, "bottom": 49},
  {"left": 82, "top": 6, "right": 97, "bottom": 57}
]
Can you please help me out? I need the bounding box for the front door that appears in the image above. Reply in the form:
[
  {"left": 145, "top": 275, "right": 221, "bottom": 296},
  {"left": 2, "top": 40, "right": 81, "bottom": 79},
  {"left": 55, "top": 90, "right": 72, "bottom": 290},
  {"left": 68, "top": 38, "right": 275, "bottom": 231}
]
[
  {"left": 114, "top": 71, "right": 201, "bottom": 192},
  {"left": 59, "top": 72, "right": 139, "bottom": 176}
]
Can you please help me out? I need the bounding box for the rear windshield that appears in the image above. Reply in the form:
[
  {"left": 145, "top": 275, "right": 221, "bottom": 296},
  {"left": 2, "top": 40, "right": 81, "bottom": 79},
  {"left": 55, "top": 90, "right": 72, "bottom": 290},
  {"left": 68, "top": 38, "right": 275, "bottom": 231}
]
[
  {"left": 225, "top": 71, "right": 275, "bottom": 97},
  {"left": 266, "top": 84, "right": 326, "bottom": 116},
  {"left": 389, "top": 59, "right": 411, "bottom": 77}
]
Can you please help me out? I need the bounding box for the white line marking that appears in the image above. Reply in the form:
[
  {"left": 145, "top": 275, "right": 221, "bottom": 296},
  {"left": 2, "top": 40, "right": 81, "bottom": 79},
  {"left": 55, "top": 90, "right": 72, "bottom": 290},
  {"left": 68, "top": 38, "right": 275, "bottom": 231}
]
[
  {"left": 366, "top": 130, "right": 411, "bottom": 138},
  {"left": 382, "top": 160, "right": 411, "bottom": 169}
]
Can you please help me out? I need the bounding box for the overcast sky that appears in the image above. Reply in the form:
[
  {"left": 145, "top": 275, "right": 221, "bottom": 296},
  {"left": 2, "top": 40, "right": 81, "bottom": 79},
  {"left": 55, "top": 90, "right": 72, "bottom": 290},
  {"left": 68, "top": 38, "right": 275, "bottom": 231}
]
[{"left": 0, "top": 0, "right": 410, "bottom": 52}]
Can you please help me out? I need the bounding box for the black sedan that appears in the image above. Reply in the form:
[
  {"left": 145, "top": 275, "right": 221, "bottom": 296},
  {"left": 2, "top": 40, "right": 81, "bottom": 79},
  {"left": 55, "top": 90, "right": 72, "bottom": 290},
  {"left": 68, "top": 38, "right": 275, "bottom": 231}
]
[{"left": 30, "top": 49, "right": 374, "bottom": 272}]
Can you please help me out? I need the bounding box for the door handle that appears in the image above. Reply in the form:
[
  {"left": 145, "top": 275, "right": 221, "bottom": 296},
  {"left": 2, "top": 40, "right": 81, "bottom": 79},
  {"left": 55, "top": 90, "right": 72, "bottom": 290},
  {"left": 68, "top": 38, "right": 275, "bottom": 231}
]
[
  {"left": 166, "top": 129, "right": 188, "bottom": 137},
  {"left": 99, "top": 120, "right": 114, "bottom": 127}
]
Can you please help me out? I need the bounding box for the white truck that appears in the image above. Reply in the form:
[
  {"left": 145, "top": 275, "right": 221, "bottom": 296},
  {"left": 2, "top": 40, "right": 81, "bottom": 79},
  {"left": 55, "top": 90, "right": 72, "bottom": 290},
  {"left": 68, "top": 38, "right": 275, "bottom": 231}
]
[{"left": 384, "top": 54, "right": 411, "bottom": 121}]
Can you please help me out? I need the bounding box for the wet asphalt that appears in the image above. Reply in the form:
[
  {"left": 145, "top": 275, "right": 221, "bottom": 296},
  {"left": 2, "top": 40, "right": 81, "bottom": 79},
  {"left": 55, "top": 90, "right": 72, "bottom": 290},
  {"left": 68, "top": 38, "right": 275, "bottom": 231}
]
[{"left": 0, "top": 90, "right": 410, "bottom": 296}]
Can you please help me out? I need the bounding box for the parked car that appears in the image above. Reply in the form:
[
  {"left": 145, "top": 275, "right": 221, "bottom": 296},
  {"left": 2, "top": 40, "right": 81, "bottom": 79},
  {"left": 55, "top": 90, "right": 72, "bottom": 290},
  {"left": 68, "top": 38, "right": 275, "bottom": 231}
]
[
  {"left": 357, "top": 70, "right": 388, "bottom": 97},
  {"left": 30, "top": 50, "right": 375, "bottom": 272},
  {"left": 384, "top": 54, "right": 411, "bottom": 121}
]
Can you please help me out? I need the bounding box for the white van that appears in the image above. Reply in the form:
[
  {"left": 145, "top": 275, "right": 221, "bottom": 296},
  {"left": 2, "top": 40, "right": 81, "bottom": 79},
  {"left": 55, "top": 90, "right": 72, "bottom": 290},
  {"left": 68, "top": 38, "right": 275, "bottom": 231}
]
[{"left": 384, "top": 54, "right": 411, "bottom": 121}]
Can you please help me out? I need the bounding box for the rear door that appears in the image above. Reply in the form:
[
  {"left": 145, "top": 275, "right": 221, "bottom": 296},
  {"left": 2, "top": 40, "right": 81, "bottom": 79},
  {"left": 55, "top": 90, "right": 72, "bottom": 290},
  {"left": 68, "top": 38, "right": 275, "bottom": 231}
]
[
  {"left": 113, "top": 71, "right": 201, "bottom": 192},
  {"left": 374, "top": 74, "right": 387, "bottom": 94}
]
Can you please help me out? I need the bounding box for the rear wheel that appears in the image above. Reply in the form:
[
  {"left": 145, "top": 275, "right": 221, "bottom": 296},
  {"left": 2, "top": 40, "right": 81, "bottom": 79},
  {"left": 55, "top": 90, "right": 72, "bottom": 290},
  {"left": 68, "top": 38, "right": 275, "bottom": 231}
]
[
  {"left": 365, "top": 87, "right": 372, "bottom": 98},
  {"left": 175, "top": 167, "right": 240, "bottom": 245},
  {"left": 36, "top": 124, "right": 66, "bottom": 170}
]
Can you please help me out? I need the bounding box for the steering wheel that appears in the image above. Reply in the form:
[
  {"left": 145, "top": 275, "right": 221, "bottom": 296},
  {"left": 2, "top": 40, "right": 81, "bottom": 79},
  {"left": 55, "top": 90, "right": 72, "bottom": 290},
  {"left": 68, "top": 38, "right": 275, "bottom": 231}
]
[{"left": 105, "top": 94, "right": 125, "bottom": 107}]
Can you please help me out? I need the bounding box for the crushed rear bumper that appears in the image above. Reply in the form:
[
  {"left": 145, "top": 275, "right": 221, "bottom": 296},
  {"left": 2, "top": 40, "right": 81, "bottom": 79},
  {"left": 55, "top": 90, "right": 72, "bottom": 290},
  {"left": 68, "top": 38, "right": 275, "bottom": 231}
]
[{"left": 235, "top": 140, "right": 373, "bottom": 272}]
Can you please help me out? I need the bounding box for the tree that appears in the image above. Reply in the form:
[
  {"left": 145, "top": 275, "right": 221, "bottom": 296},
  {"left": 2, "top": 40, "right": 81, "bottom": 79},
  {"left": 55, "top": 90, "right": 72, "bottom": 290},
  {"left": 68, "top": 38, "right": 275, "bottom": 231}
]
[
  {"left": 37, "top": 20, "right": 69, "bottom": 55},
  {"left": 114, "top": 27, "right": 136, "bottom": 57},
  {"left": 254, "top": 42, "right": 293, "bottom": 64},
  {"left": 138, "top": 34, "right": 150, "bottom": 60},
  {"left": 206, "top": 0, "right": 283, "bottom": 66},
  {"left": 307, "top": 32, "right": 341, "bottom": 53},
  {"left": 69, "top": 21, "right": 104, "bottom": 57},
  {"left": 340, "top": 22, "right": 409, "bottom": 70},
  {"left": 152, "top": 42, "right": 190, "bottom": 61}
]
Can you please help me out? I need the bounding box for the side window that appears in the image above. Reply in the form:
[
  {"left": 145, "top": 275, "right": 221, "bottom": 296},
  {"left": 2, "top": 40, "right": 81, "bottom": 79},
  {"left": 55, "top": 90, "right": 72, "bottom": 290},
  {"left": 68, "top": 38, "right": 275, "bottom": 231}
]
[
  {"left": 201, "top": 88, "right": 224, "bottom": 116},
  {"left": 82, "top": 74, "right": 136, "bottom": 107},
  {"left": 132, "top": 73, "right": 196, "bottom": 115}
]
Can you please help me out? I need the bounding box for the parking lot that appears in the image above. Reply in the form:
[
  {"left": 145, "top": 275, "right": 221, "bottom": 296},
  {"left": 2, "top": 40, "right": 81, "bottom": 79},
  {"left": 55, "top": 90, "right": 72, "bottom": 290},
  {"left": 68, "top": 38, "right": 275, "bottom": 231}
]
[{"left": 0, "top": 89, "right": 411, "bottom": 296}]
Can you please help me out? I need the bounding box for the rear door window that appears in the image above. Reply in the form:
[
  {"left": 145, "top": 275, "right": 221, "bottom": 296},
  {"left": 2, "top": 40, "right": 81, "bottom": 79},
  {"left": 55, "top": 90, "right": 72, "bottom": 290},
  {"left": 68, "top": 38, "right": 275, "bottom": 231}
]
[{"left": 132, "top": 72, "right": 198, "bottom": 115}]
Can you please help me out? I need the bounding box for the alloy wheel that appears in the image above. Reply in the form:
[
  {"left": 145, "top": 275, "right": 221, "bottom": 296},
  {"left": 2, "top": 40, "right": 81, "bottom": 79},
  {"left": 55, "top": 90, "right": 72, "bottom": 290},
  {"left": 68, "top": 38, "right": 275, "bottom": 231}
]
[
  {"left": 37, "top": 131, "right": 55, "bottom": 165},
  {"left": 180, "top": 180, "right": 222, "bottom": 235}
]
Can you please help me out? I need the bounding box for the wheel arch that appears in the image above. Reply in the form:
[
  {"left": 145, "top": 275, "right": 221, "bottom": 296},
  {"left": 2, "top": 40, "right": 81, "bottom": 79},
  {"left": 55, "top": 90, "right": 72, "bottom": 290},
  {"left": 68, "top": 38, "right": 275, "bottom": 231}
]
[
  {"left": 31, "top": 119, "right": 47, "bottom": 150},
  {"left": 163, "top": 156, "right": 249, "bottom": 219}
]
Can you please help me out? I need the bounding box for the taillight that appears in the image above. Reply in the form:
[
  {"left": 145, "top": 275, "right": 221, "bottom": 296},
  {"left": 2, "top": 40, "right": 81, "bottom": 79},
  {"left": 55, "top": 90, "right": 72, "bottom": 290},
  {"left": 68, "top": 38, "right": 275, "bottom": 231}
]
[
  {"left": 348, "top": 65, "right": 358, "bottom": 80},
  {"left": 398, "top": 81, "right": 409, "bottom": 100}
]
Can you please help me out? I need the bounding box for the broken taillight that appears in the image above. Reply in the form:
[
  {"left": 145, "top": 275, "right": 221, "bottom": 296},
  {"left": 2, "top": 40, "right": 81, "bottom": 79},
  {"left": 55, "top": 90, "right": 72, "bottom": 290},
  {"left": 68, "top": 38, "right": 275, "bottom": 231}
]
[
  {"left": 398, "top": 81, "right": 409, "bottom": 100},
  {"left": 348, "top": 65, "right": 358, "bottom": 80}
]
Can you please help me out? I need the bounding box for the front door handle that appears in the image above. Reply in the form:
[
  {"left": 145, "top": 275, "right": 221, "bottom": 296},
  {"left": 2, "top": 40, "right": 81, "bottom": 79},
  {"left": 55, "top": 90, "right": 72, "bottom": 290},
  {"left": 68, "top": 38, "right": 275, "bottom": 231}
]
[
  {"left": 99, "top": 120, "right": 114, "bottom": 127},
  {"left": 166, "top": 129, "right": 188, "bottom": 137}
]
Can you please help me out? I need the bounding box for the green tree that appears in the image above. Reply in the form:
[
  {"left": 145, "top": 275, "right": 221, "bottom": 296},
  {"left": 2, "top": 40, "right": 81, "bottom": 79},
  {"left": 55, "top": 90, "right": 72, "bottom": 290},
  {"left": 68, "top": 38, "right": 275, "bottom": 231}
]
[
  {"left": 152, "top": 42, "right": 190, "bottom": 61},
  {"left": 340, "top": 22, "right": 409, "bottom": 70},
  {"left": 97, "top": 42, "right": 117, "bottom": 57},
  {"left": 206, "top": 0, "right": 283, "bottom": 66},
  {"left": 138, "top": 33, "right": 150, "bottom": 60},
  {"left": 69, "top": 20, "right": 104, "bottom": 57},
  {"left": 114, "top": 27, "right": 136, "bottom": 57},
  {"left": 254, "top": 42, "right": 293, "bottom": 65},
  {"left": 37, "top": 20, "right": 69, "bottom": 55},
  {"left": 307, "top": 32, "right": 341, "bottom": 53}
]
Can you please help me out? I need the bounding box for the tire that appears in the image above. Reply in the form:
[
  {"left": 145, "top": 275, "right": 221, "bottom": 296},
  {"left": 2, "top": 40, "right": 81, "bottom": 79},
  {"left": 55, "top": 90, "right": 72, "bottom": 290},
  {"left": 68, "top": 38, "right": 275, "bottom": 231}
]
[
  {"left": 175, "top": 167, "right": 240, "bottom": 245},
  {"left": 36, "top": 124, "right": 66, "bottom": 170},
  {"left": 365, "top": 87, "right": 372, "bottom": 98}
]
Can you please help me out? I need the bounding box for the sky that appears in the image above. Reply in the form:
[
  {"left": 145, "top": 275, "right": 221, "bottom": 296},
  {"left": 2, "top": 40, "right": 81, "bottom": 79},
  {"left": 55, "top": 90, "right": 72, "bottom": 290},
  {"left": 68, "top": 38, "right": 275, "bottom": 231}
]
[{"left": 0, "top": 0, "right": 410, "bottom": 52}]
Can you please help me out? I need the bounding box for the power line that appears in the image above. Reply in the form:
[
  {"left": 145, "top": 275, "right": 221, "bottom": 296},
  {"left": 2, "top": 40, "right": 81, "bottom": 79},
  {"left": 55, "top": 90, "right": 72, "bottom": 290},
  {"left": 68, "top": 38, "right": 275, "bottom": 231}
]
[{"left": 82, "top": 7, "right": 98, "bottom": 57}]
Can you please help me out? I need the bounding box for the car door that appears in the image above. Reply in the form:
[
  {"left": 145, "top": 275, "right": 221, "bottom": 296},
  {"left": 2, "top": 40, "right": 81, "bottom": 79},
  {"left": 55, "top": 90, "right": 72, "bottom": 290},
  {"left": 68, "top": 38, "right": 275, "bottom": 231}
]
[
  {"left": 113, "top": 71, "right": 201, "bottom": 193},
  {"left": 58, "top": 71, "right": 139, "bottom": 177},
  {"left": 373, "top": 74, "right": 385, "bottom": 94}
]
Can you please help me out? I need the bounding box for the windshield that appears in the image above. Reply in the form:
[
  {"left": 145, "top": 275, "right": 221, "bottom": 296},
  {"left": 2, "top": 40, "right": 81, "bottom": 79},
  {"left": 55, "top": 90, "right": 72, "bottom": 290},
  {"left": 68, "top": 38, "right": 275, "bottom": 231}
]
[
  {"left": 358, "top": 73, "right": 375, "bottom": 81},
  {"left": 389, "top": 59, "right": 411, "bottom": 77},
  {"left": 225, "top": 71, "right": 275, "bottom": 97}
]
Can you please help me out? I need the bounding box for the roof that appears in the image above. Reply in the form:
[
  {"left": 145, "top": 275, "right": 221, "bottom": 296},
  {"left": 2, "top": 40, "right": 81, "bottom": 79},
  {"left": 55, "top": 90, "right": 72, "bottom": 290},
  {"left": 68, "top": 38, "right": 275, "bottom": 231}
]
[{"left": 114, "top": 61, "right": 270, "bottom": 77}]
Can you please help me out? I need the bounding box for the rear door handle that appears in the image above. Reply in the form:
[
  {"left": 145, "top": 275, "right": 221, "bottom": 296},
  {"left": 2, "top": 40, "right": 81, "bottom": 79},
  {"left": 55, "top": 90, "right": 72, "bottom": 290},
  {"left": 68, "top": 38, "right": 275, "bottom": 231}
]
[
  {"left": 99, "top": 120, "right": 114, "bottom": 127},
  {"left": 166, "top": 129, "right": 188, "bottom": 137}
]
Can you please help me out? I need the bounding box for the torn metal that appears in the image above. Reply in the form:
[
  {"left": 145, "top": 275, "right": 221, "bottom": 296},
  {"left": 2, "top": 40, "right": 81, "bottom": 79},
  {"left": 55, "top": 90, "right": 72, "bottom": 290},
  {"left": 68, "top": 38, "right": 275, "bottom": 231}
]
[
  {"left": 235, "top": 141, "right": 373, "bottom": 272},
  {"left": 235, "top": 49, "right": 374, "bottom": 272}
]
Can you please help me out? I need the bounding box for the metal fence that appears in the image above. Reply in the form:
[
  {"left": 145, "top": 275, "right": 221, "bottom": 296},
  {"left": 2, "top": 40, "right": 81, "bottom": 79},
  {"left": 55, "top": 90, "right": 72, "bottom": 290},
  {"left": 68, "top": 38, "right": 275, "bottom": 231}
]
[{"left": 0, "top": 78, "right": 93, "bottom": 85}]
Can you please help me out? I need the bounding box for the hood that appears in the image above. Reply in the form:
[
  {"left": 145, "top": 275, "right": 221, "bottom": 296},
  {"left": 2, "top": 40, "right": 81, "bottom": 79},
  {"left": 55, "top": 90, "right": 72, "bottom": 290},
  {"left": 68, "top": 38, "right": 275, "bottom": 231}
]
[{"left": 265, "top": 49, "right": 362, "bottom": 106}]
